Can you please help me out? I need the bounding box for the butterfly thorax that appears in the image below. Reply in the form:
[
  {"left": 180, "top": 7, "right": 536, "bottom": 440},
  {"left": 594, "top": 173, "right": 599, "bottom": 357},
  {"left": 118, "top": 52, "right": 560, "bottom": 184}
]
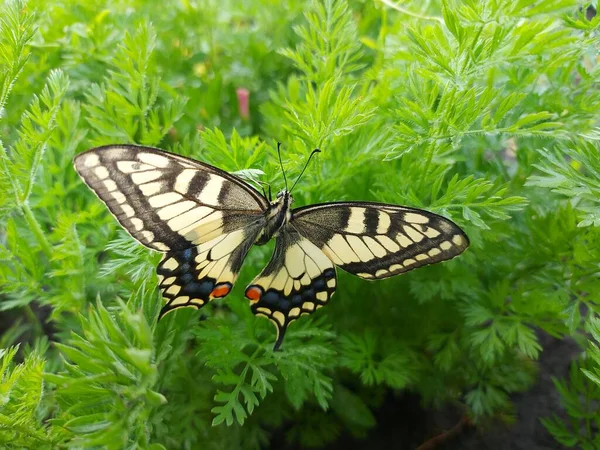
[{"left": 255, "top": 190, "right": 293, "bottom": 245}]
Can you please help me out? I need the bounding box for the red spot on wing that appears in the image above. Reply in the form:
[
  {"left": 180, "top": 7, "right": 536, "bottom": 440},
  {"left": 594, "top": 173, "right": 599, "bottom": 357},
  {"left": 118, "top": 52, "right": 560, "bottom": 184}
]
[
  {"left": 211, "top": 283, "right": 232, "bottom": 298},
  {"left": 245, "top": 286, "right": 262, "bottom": 302}
]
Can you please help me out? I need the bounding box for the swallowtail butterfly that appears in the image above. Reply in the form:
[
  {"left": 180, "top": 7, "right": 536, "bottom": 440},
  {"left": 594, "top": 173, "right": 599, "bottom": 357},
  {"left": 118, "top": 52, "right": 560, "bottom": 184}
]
[{"left": 74, "top": 145, "right": 469, "bottom": 350}]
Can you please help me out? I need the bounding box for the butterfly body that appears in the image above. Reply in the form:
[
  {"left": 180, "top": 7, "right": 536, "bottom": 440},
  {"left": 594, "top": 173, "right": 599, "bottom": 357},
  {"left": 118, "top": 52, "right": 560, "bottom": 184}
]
[
  {"left": 255, "top": 190, "right": 293, "bottom": 246},
  {"left": 74, "top": 144, "right": 469, "bottom": 350}
]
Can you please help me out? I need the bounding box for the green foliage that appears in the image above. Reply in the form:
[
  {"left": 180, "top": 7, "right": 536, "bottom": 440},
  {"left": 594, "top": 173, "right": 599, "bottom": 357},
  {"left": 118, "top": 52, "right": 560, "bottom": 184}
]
[
  {"left": 339, "top": 331, "right": 413, "bottom": 389},
  {"left": 279, "top": 0, "right": 364, "bottom": 83},
  {"left": 0, "top": 345, "right": 65, "bottom": 448},
  {"left": 528, "top": 142, "right": 600, "bottom": 227},
  {"left": 541, "top": 360, "right": 600, "bottom": 449},
  {"left": 46, "top": 301, "right": 165, "bottom": 449},
  {"left": 0, "top": 0, "right": 599, "bottom": 448},
  {"left": 84, "top": 23, "right": 186, "bottom": 147},
  {"left": 542, "top": 318, "right": 600, "bottom": 449},
  {"left": 195, "top": 312, "right": 335, "bottom": 426}
]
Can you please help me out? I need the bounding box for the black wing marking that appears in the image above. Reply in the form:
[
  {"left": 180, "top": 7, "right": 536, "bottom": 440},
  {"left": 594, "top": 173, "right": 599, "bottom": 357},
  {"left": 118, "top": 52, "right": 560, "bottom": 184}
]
[
  {"left": 292, "top": 202, "right": 469, "bottom": 279},
  {"left": 244, "top": 226, "right": 337, "bottom": 350}
]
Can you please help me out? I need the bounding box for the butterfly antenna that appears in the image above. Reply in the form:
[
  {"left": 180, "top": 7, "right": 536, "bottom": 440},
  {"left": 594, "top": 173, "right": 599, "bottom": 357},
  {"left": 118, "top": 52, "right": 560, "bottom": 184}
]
[
  {"left": 290, "top": 148, "right": 321, "bottom": 193},
  {"left": 277, "top": 142, "right": 288, "bottom": 191}
]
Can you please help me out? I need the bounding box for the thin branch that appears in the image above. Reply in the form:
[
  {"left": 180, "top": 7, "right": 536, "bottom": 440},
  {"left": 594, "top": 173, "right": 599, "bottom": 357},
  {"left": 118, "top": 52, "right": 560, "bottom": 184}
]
[
  {"left": 21, "top": 202, "right": 52, "bottom": 259},
  {"left": 378, "top": 0, "right": 444, "bottom": 24},
  {"left": 23, "top": 304, "right": 45, "bottom": 338},
  {"left": 417, "top": 415, "right": 473, "bottom": 450}
]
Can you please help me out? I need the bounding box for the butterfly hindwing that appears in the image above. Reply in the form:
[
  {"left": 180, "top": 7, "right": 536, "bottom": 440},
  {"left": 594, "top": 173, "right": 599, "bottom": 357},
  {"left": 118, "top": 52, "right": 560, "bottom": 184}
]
[
  {"left": 245, "top": 226, "right": 337, "bottom": 350},
  {"left": 74, "top": 145, "right": 269, "bottom": 312},
  {"left": 292, "top": 202, "right": 469, "bottom": 279},
  {"left": 158, "top": 223, "right": 263, "bottom": 316}
]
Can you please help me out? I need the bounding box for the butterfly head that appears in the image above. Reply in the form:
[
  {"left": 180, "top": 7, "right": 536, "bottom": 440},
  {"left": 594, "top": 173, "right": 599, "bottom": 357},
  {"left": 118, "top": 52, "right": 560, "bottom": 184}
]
[
  {"left": 272, "top": 189, "right": 293, "bottom": 215},
  {"left": 276, "top": 189, "right": 293, "bottom": 203}
]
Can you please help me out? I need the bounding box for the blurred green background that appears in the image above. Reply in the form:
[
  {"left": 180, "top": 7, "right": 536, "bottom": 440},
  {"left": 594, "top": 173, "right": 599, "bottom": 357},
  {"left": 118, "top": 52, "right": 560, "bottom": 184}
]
[{"left": 1, "top": 0, "right": 600, "bottom": 448}]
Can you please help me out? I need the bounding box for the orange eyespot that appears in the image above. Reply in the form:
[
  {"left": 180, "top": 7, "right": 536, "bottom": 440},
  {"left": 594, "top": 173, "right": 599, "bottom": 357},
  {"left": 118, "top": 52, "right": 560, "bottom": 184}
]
[
  {"left": 211, "top": 283, "right": 231, "bottom": 298},
  {"left": 245, "top": 286, "right": 262, "bottom": 302}
]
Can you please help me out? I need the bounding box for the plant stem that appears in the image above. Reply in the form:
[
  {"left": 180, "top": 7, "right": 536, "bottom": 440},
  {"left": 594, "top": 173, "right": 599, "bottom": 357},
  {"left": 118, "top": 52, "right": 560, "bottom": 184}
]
[
  {"left": 21, "top": 202, "right": 53, "bottom": 259},
  {"left": 419, "top": 145, "right": 435, "bottom": 193},
  {"left": 417, "top": 415, "right": 473, "bottom": 449},
  {"left": 23, "top": 304, "right": 45, "bottom": 337}
]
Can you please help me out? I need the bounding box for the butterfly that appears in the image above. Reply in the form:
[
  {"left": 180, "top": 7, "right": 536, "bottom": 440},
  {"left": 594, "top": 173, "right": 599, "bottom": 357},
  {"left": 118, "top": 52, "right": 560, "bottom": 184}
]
[{"left": 74, "top": 144, "right": 469, "bottom": 350}]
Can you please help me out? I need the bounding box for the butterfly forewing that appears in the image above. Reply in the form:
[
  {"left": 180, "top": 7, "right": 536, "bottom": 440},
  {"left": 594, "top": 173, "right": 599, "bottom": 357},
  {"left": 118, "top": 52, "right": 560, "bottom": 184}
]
[
  {"left": 74, "top": 145, "right": 268, "bottom": 252},
  {"left": 292, "top": 202, "right": 469, "bottom": 279},
  {"left": 74, "top": 145, "right": 269, "bottom": 312},
  {"left": 244, "top": 226, "right": 337, "bottom": 350}
]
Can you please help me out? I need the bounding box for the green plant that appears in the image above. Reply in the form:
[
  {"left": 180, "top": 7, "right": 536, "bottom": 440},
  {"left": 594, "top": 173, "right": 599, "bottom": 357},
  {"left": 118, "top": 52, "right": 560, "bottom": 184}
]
[
  {"left": 1, "top": 0, "right": 599, "bottom": 448},
  {"left": 542, "top": 317, "right": 600, "bottom": 449}
]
